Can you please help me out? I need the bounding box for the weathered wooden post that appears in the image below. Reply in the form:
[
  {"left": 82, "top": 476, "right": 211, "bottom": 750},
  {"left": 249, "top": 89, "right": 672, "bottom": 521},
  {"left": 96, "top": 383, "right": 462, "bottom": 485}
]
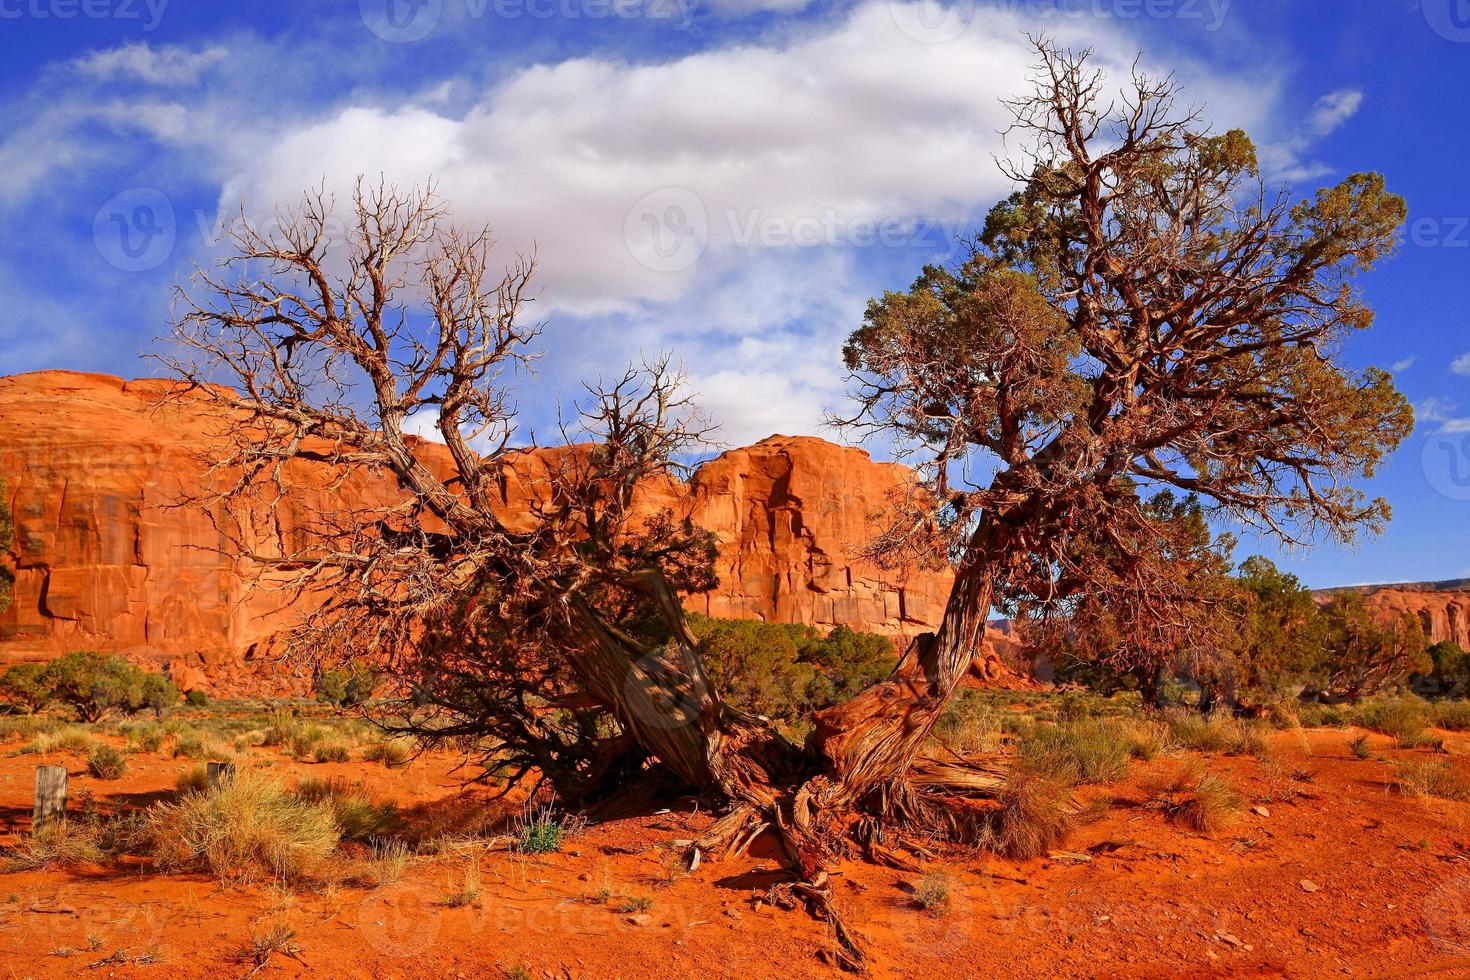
[
  {"left": 33, "top": 765, "right": 67, "bottom": 829},
  {"left": 206, "top": 761, "right": 236, "bottom": 790}
]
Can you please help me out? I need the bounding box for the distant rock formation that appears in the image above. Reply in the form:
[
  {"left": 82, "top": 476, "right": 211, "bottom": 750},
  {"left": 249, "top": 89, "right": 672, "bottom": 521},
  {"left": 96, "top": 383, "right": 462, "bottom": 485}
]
[
  {"left": 1315, "top": 580, "right": 1470, "bottom": 649},
  {"left": 0, "top": 371, "right": 963, "bottom": 691}
]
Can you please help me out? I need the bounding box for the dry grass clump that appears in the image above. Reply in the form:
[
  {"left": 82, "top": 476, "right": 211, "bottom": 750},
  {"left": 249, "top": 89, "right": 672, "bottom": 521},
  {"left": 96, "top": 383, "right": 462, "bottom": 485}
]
[
  {"left": 910, "top": 874, "right": 952, "bottom": 915},
  {"left": 1165, "top": 711, "right": 1269, "bottom": 758},
  {"left": 240, "top": 920, "right": 300, "bottom": 970},
  {"left": 4, "top": 819, "right": 104, "bottom": 871},
  {"left": 19, "top": 727, "right": 97, "bottom": 756},
  {"left": 1349, "top": 734, "right": 1372, "bottom": 759},
  {"left": 1358, "top": 700, "right": 1435, "bottom": 748},
  {"left": 363, "top": 737, "right": 414, "bottom": 768},
  {"left": 1142, "top": 760, "right": 1242, "bottom": 833},
  {"left": 1430, "top": 701, "right": 1470, "bottom": 732},
  {"left": 1017, "top": 718, "right": 1131, "bottom": 785},
  {"left": 361, "top": 838, "right": 412, "bottom": 887},
  {"left": 1395, "top": 760, "right": 1470, "bottom": 801},
  {"left": 87, "top": 744, "right": 127, "bottom": 780},
  {"left": 294, "top": 777, "right": 399, "bottom": 841},
  {"left": 147, "top": 771, "right": 341, "bottom": 884},
  {"left": 1118, "top": 719, "right": 1170, "bottom": 760},
  {"left": 175, "top": 764, "right": 210, "bottom": 795},
  {"left": 980, "top": 766, "right": 1075, "bottom": 859},
  {"left": 441, "top": 857, "right": 483, "bottom": 908}
]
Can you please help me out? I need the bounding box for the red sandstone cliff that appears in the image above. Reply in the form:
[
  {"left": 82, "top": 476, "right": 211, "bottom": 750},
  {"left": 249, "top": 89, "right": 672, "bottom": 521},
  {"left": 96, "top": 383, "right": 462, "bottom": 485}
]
[
  {"left": 0, "top": 371, "right": 959, "bottom": 691},
  {"left": 1315, "top": 580, "right": 1470, "bottom": 649}
]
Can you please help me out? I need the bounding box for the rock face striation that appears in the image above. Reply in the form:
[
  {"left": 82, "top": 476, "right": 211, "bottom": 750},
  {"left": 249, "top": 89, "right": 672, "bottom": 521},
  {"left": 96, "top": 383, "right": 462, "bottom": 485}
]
[{"left": 0, "top": 371, "right": 958, "bottom": 691}]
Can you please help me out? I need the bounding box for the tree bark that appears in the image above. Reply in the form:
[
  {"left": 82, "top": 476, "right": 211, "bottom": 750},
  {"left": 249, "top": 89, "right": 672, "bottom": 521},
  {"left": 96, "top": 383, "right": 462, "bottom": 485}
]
[{"left": 808, "top": 519, "right": 1002, "bottom": 809}]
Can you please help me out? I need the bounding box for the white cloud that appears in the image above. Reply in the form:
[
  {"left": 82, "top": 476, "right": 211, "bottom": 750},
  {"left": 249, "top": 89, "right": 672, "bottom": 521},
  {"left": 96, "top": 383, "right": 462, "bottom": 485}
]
[
  {"left": 1415, "top": 396, "right": 1470, "bottom": 433},
  {"left": 1452, "top": 353, "right": 1470, "bottom": 376},
  {"left": 1308, "top": 89, "right": 1363, "bottom": 137},
  {"left": 1391, "top": 356, "right": 1415, "bottom": 372},
  {"left": 68, "top": 42, "right": 229, "bottom": 86},
  {"left": 1258, "top": 87, "right": 1364, "bottom": 183},
  {"left": 0, "top": 5, "right": 1323, "bottom": 442}
]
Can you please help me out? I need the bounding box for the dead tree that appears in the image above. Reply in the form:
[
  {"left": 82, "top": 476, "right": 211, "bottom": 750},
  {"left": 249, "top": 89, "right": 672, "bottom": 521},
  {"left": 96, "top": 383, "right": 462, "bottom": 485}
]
[{"left": 161, "top": 39, "right": 1412, "bottom": 966}]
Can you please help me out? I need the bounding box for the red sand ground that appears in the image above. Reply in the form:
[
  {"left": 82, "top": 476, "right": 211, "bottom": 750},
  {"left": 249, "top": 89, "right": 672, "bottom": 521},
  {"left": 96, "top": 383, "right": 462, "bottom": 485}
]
[{"left": 4, "top": 729, "right": 1470, "bottom": 978}]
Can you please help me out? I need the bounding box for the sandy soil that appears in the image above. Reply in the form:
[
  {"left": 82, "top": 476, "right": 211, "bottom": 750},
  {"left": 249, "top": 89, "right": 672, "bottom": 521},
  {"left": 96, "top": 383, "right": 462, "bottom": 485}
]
[{"left": 4, "top": 728, "right": 1470, "bottom": 978}]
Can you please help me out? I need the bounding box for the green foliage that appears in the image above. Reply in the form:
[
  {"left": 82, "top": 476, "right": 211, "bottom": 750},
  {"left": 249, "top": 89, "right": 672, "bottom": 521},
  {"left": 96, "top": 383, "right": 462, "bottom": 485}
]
[
  {"left": 40, "top": 651, "right": 178, "bottom": 723},
  {"left": 688, "top": 614, "right": 896, "bottom": 726},
  {"left": 1231, "top": 556, "right": 1323, "bottom": 697},
  {"left": 1315, "top": 593, "right": 1430, "bottom": 701},
  {"left": 1425, "top": 641, "right": 1470, "bottom": 696},
  {"left": 0, "top": 663, "right": 54, "bottom": 714},
  {"left": 185, "top": 689, "right": 211, "bottom": 707},
  {"left": 314, "top": 666, "right": 379, "bottom": 709}
]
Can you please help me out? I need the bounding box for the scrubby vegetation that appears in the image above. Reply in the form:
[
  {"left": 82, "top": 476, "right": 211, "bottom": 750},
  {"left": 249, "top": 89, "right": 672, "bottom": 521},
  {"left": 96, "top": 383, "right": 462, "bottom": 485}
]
[{"left": 1, "top": 651, "right": 178, "bottom": 722}]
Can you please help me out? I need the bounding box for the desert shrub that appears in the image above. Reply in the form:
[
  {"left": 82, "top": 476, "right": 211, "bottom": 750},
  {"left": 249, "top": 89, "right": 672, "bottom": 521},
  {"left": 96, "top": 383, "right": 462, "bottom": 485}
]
[
  {"left": 4, "top": 819, "right": 104, "bottom": 871},
  {"left": 442, "top": 857, "right": 483, "bottom": 907},
  {"left": 690, "top": 614, "right": 896, "bottom": 725},
  {"left": 1356, "top": 699, "right": 1432, "bottom": 748},
  {"left": 1144, "top": 761, "right": 1242, "bottom": 833},
  {"left": 911, "top": 874, "right": 952, "bottom": 915},
  {"left": 122, "top": 721, "right": 167, "bottom": 753},
  {"left": 314, "top": 667, "right": 379, "bottom": 709},
  {"left": 1118, "top": 719, "right": 1170, "bottom": 760},
  {"left": 1165, "top": 711, "right": 1268, "bottom": 757},
  {"left": 1431, "top": 701, "right": 1470, "bottom": 732},
  {"left": 514, "top": 803, "right": 568, "bottom": 854},
  {"left": 311, "top": 740, "right": 353, "bottom": 764},
  {"left": 1349, "top": 734, "right": 1371, "bottom": 759},
  {"left": 361, "top": 838, "right": 411, "bottom": 887},
  {"left": 242, "top": 921, "right": 300, "bottom": 969},
  {"left": 87, "top": 744, "right": 127, "bottom": 780},
  {"left": 1262, "top": 699, "right": 1301, "bottom": 730},
  {"left": 175, "top": 764, "right": 210, "bottom": 795},
  {"left": 1395, "top": 760, "right": 1470, "bottom": 801},
  {"left": 20, "top": 726, "right": 96, "bottom": 756},
  {"left": 293, "top": 778, "right": 398, "bottom": 841},
  {"left": 363, "top": 738, "right": 414, "bottom": 768},
  {"left": 41, "top": 651, "right": 176, "bottom": 723},
  {"left": 184, "top": 689, "right": 210, "bottom": 708},
  {"left": 0, "top": 663, "right": 54, "bottom": 714},
  {"left": 933, "top": 690, "right": 1001, "bottom": 756},
  {"left": 980, "top": 767, "right": 1074, "bottom": 859},
  {"left": 147, "top": 772, "right": 341, "bottom": 883},
  {"left": 1018, "top": 718, "right": 1131, "bottom": 784},
  {"left": 1296, "top": 702, "right": 1346, "bottom": 728}
]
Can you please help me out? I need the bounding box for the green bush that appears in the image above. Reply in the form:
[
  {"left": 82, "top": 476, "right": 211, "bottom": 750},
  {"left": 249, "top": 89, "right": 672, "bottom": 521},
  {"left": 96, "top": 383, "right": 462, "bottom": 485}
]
[
  {"left": 37, "top": 651, "right": 177, "bottom": 723},
  {"left": 1431, "top": 701, "right": 1470, "bottom": 732},
  {"left": 689, "top": 614, "right": 896, "bottom": 726},
  {"left": 0, "top": 663, "right": 53, "bottom": 714},
  {"left": 87, "top": 744, "right": 128, "bottom": 780},
  {"left": 314, "top": 667, "right": 379, "bottom": 709},
  {"left": 185, "top": 689, "right": 210, "bottom": 708},
  {"left": 1355, "top": 699, "right": 1431, "bottom": 747}
]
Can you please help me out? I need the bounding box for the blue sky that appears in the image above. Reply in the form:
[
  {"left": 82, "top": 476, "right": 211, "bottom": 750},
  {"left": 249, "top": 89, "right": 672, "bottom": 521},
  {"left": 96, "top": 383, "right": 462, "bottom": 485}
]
[{"left": 0, "top": 0, "right": 1467, "bottom": 589}]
